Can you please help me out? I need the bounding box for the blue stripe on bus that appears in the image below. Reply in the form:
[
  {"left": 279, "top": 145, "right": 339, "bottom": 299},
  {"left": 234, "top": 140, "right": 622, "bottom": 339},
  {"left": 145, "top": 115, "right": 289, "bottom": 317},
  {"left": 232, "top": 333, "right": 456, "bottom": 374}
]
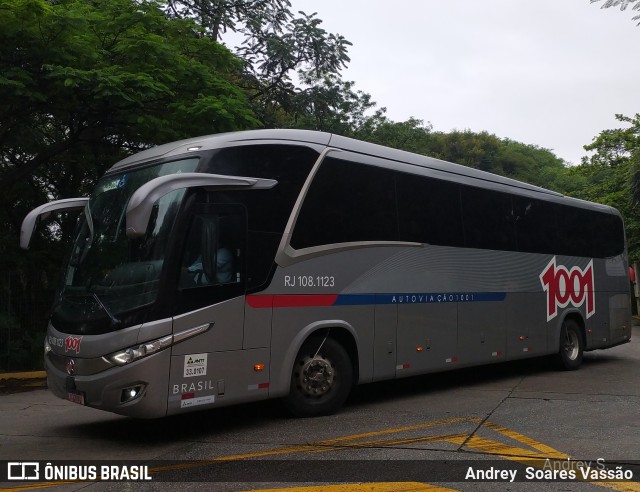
[
  {"left": 334, "top": 292, "right": 506, "bottom": 306},
  {"left": 246, "top": 292, "right": 507, "bottom": 309}
]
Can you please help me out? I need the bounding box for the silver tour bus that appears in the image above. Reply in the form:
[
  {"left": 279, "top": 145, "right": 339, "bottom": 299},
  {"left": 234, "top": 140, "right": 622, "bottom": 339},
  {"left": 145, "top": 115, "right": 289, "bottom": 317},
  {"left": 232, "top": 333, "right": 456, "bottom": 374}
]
[{"left": 21, "top": 130, "right": 632, "bottom": 418}]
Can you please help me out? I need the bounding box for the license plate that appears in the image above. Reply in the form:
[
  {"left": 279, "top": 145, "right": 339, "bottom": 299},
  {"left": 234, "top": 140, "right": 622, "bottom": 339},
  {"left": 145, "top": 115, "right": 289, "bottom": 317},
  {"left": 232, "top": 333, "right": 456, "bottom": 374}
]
[{"left": 67, "top": 392, "right": 85, "bottom": 405}]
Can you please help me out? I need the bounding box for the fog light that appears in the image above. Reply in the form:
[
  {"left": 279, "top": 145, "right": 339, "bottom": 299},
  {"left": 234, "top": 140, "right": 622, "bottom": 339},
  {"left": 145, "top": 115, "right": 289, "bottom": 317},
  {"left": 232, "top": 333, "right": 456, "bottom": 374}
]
[{"left": 120, "top": 384, "right": 145, "bottom": 403}]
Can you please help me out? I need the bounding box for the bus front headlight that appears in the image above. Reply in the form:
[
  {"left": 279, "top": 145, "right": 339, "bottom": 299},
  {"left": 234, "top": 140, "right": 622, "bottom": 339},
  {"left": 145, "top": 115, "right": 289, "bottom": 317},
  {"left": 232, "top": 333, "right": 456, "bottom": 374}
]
[{"left": 109, "top": 335, "right": 173, "bottom": 366}]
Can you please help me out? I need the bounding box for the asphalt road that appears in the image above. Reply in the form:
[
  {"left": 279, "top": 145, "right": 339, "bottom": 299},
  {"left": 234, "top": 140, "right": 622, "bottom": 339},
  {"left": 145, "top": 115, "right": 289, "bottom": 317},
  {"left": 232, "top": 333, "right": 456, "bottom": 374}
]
[{"left": 1, "top": 326, "right": 639, "bottom": 492}]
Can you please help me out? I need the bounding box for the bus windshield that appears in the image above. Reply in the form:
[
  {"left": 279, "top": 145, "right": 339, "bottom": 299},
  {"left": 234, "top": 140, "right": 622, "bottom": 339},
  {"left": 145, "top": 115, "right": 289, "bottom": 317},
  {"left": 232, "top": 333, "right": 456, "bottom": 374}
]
[{"left": 52, "top": 158, "right": 199, "bottom": 335}]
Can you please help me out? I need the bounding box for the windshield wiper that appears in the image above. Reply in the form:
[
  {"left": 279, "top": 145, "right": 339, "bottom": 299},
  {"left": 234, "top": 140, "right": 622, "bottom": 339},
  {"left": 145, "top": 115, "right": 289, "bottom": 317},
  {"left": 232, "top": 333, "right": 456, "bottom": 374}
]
[{"left": 92, "top": 293, "right": 121, "bottom": 327}]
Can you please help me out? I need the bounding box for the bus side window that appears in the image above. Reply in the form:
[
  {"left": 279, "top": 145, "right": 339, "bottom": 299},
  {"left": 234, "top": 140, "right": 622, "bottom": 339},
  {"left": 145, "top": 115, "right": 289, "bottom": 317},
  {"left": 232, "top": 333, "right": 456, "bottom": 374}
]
[
  {"left": 180, "top": 213, "right": 243, "bottom": 289},
  {"left": 290, "top": 157, "right": 397, "bottom": 249}
]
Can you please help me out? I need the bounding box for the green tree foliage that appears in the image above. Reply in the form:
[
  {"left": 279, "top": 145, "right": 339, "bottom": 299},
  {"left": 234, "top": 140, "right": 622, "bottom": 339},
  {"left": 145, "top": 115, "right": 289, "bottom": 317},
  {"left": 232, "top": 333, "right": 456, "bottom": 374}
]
[
  {"left": 1, "top": 0, "right": 257, "bottom": 192},
  {"left": 567, "top": 114, "right": 640, "bottom": 260},
  {"left": 427, "top": 131, "right": 570, "bottom": 190},
  {"left": 286, "top": 76, "right": 385, "bottom": 136},
  {"left": 590, "top": 0, "right": 640, "bottom": 25},
  {"left": 0, "top": 0, "right": 258, "bottom": 370},
  {"left": 165, "top": 0, "right": 291, "bottom": 40},
  {"left": 163, "top": 0, "right": 353, "bottom": 126},
  {"left": 242, "top": 10, "right": 352, "bottom": 126},
  {"left": 355, "top": 118, "right": 434, "bottom": 155}
]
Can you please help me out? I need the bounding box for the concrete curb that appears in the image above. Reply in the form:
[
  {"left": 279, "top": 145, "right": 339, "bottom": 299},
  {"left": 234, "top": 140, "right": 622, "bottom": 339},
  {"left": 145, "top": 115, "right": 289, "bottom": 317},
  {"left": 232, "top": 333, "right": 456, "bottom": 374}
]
[
  {"left": 0, "top": 371, "right": 47, "bottom": 394},
  {"left": 0, "top": 371, "right": 46, "bottom": 381}
]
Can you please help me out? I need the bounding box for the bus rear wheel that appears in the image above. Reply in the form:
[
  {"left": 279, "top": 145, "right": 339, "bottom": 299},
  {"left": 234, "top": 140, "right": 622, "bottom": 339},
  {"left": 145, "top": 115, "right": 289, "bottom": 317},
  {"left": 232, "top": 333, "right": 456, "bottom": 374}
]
[
  {"left": 283, "top": 336, "right": 353, "bottom": 417},
  {"left": 555, "top": 319, "right": 584, "bottom": 371}
]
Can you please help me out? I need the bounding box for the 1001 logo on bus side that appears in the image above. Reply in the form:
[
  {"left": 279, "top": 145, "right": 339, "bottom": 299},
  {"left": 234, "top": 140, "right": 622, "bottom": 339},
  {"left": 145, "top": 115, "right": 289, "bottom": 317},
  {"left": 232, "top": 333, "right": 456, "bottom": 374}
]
[{"left": 539, "top": 257, "right": 595, "bottom": 322}]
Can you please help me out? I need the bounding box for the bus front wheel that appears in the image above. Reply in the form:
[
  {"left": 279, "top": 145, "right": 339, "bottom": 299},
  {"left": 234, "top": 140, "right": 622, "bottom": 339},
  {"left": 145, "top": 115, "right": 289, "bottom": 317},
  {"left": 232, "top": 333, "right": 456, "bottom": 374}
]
[
  {"left": 555, "top": 319, "right": 584, "bottom": 371},
  {"left": 283, "top": 336, "right": 353, "bottom": 417}
]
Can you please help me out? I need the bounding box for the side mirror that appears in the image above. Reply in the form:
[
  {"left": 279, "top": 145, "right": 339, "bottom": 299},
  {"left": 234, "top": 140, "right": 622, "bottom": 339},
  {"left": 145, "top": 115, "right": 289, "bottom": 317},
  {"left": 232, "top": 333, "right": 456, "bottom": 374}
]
[{"left": 20, "top": 198, "right": 89, "bottom": 250}]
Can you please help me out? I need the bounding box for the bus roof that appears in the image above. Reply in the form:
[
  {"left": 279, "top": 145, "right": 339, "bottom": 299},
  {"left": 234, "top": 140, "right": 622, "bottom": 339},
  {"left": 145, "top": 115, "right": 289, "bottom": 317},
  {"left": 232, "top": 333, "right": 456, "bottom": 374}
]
[
  {"left": 109, "top": 129, "right": 332, "bottom": 171},
  {"left": 109, "top": 129, "right": 615, "bottom": 214}
]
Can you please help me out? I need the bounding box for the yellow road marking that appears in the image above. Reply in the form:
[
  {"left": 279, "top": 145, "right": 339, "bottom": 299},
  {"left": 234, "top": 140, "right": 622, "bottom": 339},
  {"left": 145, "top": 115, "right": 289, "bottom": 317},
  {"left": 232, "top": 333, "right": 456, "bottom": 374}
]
[
  {"left": 481, "top": 421, "right": 568, "bottom": 457},
  {"left": 310, "top": 417, "right": 472, "bottom": 446},
  {"left": 445, "top": 434, "right": 565, "bottom": 460},
  {"left": 2, "top": 416, "right": 638, "bottom": 492},
  {"left": 0, "top": 485, "right": 73, "bottom": 492},
  {"left": 244, "top": 484, "right": 455, "bottom": 492}
]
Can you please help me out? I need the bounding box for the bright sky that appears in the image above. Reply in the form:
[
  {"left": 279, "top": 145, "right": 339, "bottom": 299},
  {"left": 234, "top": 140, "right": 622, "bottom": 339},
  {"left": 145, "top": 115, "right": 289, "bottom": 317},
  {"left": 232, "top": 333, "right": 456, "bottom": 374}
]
[{"left": 288, "top": 0, "right": 640, "bottom": 165}]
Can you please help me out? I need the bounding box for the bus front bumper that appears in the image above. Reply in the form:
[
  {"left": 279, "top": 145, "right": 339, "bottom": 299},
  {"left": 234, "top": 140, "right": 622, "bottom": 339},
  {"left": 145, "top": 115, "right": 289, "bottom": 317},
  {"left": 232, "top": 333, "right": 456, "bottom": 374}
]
[{"left": 45, "top": 349, "right": 170, "bottom": 419}]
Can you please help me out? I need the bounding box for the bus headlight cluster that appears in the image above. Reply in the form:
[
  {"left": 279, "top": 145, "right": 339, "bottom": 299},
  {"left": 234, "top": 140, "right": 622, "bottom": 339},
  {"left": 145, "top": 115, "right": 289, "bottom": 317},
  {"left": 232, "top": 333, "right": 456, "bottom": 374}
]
[{"left": 109, "top": 335, "right": 172, "bottom": 366}]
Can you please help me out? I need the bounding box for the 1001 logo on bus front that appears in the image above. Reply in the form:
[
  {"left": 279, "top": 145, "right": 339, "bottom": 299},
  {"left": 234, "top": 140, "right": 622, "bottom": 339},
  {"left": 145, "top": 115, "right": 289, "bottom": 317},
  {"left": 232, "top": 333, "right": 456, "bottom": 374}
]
[{"left": 539, "top": 257, "right": 595, "bottom": 322}]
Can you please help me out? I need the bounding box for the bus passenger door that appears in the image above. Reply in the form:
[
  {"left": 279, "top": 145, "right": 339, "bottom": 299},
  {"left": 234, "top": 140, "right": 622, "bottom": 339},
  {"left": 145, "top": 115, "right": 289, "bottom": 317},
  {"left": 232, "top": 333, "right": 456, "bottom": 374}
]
[
  {"left": 172, "top": 204, "right": 247, "bottom": 352},
  {"left": 167, "top": 204, "right": 265, "bottom": 413}
]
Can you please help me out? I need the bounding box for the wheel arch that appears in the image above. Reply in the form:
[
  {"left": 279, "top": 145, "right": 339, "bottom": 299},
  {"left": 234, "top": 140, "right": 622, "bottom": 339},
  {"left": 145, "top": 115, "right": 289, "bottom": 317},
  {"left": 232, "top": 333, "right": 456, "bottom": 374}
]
[
  {"left": 559, "top": 310, "right": 587, "bottom": 349},
  {"left": 554, "top": 311, "right": 586, "bottom": 370},
  {"left": 272, "top": 320, "right": 359, "bottom": 398}
]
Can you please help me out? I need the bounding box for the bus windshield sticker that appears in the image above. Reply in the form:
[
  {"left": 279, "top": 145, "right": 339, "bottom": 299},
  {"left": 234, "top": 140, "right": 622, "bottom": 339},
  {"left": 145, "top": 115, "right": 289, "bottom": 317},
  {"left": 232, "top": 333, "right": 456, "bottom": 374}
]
[{"left": 184, "top": 353, "right": 208, "bottom": 378}]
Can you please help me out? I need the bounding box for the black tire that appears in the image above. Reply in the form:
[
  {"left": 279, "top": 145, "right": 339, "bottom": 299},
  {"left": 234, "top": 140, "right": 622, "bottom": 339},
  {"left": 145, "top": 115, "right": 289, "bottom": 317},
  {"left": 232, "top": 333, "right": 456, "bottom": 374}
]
[
  {"left": 555, "top": 319, "right": 584, "bottom": 371},
  {"left": 282, "top": 336, "right": 353, "bottom": 417}
]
